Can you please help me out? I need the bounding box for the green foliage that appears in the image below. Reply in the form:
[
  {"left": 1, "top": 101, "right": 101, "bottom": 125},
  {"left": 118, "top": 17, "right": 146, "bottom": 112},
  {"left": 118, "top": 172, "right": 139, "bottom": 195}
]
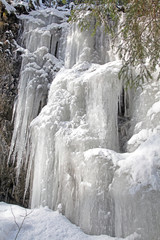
[{"left": 70, "top": 0, "right": 160, "bottom": 87}]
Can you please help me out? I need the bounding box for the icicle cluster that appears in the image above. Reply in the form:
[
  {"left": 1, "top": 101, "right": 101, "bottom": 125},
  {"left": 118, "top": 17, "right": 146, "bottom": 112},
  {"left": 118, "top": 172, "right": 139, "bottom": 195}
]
[{"left": 9, "top": 8, "right": 68, "bottom": 178}]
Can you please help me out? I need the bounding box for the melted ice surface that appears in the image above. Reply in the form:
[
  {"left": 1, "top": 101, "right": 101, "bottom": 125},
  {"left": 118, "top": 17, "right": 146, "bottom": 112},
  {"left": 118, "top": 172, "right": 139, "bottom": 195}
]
[{"left": 9, "top": 6, "right": 160, "bottom": 240}]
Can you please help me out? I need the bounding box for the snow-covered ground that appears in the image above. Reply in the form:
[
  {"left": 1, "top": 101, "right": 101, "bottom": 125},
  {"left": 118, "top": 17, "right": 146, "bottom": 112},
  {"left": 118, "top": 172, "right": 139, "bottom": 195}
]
[{"left": 0, "top": 202, "right": 139, "bottom": 240}]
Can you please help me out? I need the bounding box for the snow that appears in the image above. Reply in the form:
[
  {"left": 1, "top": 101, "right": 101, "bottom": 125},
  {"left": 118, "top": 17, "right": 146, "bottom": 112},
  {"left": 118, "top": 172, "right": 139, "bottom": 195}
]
[
  {"left": 147, "top": 100, "right": 160, "bottom": 116},
  {"left": 127, "top": 126, "right": 160, "bottom": 151},
  {"left": 117, "top": 133, "right": 160, "bottom": 193},
  {"left": 0, "top": 202, "right": 140, "bottom": 240}
]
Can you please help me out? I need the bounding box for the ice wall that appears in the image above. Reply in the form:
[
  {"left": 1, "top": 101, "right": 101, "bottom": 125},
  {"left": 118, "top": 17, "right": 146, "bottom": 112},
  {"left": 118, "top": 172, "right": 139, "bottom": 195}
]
[
  {"left": 65, "top": 21, "right": 115, "bottom": 68},
  {"left": 27, "top": 61, "right": 122, "bottom": 236},
  {"left": 9, "top": 8, "right": 68, "bottom": 177},
  {"left": 10, "top": 6, "right": 160, "bottom": 240}
]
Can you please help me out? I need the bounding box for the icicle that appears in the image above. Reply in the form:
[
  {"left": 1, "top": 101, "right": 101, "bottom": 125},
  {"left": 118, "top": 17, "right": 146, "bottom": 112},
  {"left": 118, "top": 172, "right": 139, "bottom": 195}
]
[
  {"left": 64, "top": 20, "right": 115, "bottom": 69},
  {"left": 26, "top": 60, "right": 122, "bottom": 233},
  {"left": 9, "top": 9, "right": 69, "bottom": 180}
]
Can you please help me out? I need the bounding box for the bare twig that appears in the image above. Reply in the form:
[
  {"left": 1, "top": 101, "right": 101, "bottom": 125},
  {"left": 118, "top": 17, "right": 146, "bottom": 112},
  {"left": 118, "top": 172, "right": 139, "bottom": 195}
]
[
  {"left": 10, "top": 205, "right": 33, "bottom": 240},
  {"left": 10, "top": 206, "right": 20, "bottom": 231}
]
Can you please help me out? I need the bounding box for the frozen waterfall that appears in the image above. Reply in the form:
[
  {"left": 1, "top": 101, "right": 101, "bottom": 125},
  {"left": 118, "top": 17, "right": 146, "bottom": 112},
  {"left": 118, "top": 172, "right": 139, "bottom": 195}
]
[
  {"left": 10, "top": 7, "right": 160, "bottom": 240},
  {"left": 9, "top": 8, "right": 68, "bottom": 177}
]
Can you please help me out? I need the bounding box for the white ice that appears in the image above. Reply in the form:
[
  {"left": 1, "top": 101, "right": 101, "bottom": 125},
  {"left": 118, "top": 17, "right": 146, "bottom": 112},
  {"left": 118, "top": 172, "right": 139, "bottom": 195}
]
[{"left": 8, "top": 8, "right": 69, "bottom": 177}]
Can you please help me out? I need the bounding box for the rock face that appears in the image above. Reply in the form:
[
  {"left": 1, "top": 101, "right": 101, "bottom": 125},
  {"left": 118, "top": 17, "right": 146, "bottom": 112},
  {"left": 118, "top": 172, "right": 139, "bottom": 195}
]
[{"left": 0, "top": 4, "right": 28, "bottom": 206}]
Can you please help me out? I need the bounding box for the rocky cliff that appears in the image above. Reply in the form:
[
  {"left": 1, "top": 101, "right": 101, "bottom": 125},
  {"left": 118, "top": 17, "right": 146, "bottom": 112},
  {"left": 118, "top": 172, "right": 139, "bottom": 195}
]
[{"left": 0, "top": 2, "right": 28, "bottom": 206}]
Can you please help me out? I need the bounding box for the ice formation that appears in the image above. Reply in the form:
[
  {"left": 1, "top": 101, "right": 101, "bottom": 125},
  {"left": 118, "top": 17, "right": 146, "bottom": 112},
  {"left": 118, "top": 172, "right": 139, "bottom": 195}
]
[
  {"left": 9, "top": 8, "right": 68, "bottom": 177},
  {"left": 9, "top": 6, "right": 160, "bottom": 240}
]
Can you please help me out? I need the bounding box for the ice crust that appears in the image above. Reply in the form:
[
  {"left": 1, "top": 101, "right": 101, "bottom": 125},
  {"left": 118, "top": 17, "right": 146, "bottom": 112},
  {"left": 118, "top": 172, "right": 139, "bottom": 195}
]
[{"left": 9, "top": 7, "right": 160, "bottom": 240}]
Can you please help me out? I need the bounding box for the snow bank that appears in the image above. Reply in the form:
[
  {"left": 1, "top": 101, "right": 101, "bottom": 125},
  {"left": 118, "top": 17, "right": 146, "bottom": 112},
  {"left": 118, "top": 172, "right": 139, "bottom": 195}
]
[{"left": 0, "top": 202, "right": 140, "bottom": 240}]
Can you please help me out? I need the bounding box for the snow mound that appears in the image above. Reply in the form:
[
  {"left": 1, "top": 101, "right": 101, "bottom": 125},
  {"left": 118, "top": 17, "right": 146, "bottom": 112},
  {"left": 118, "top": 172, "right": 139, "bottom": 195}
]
[{"left": 0, "top": 202, "right": 140, "bottom": 240}]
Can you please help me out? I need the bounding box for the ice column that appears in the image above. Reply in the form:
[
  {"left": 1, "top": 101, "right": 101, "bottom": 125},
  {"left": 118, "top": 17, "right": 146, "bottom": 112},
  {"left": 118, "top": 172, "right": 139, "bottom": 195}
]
[
  {"left": 65, "top": 21, "right": 116, "bottom": 68},
  {"left": 9, "top": 9, "right": 69, "bottom": 178},
  {"left": 27, "top": 61, "right": 122, "bottom": 235}
]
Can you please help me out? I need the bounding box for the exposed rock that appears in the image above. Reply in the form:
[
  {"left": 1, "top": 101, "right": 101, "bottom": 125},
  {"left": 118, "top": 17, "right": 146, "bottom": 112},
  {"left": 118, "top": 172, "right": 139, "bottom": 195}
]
[{"left": 0, "top": 4, "right": 28, "bottom": 207}]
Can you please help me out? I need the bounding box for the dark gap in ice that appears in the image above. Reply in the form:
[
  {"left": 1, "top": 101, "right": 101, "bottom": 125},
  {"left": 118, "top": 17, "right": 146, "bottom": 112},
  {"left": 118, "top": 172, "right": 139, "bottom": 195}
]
[
  {"left": 118, "top": 88, "right": 130, "bottom": 152},
  {"left": 49, "top": 34, "right": 53, "bottom": 54},
  {"left": 54, "top": 41, "right": 59, "bottom": 58}
]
